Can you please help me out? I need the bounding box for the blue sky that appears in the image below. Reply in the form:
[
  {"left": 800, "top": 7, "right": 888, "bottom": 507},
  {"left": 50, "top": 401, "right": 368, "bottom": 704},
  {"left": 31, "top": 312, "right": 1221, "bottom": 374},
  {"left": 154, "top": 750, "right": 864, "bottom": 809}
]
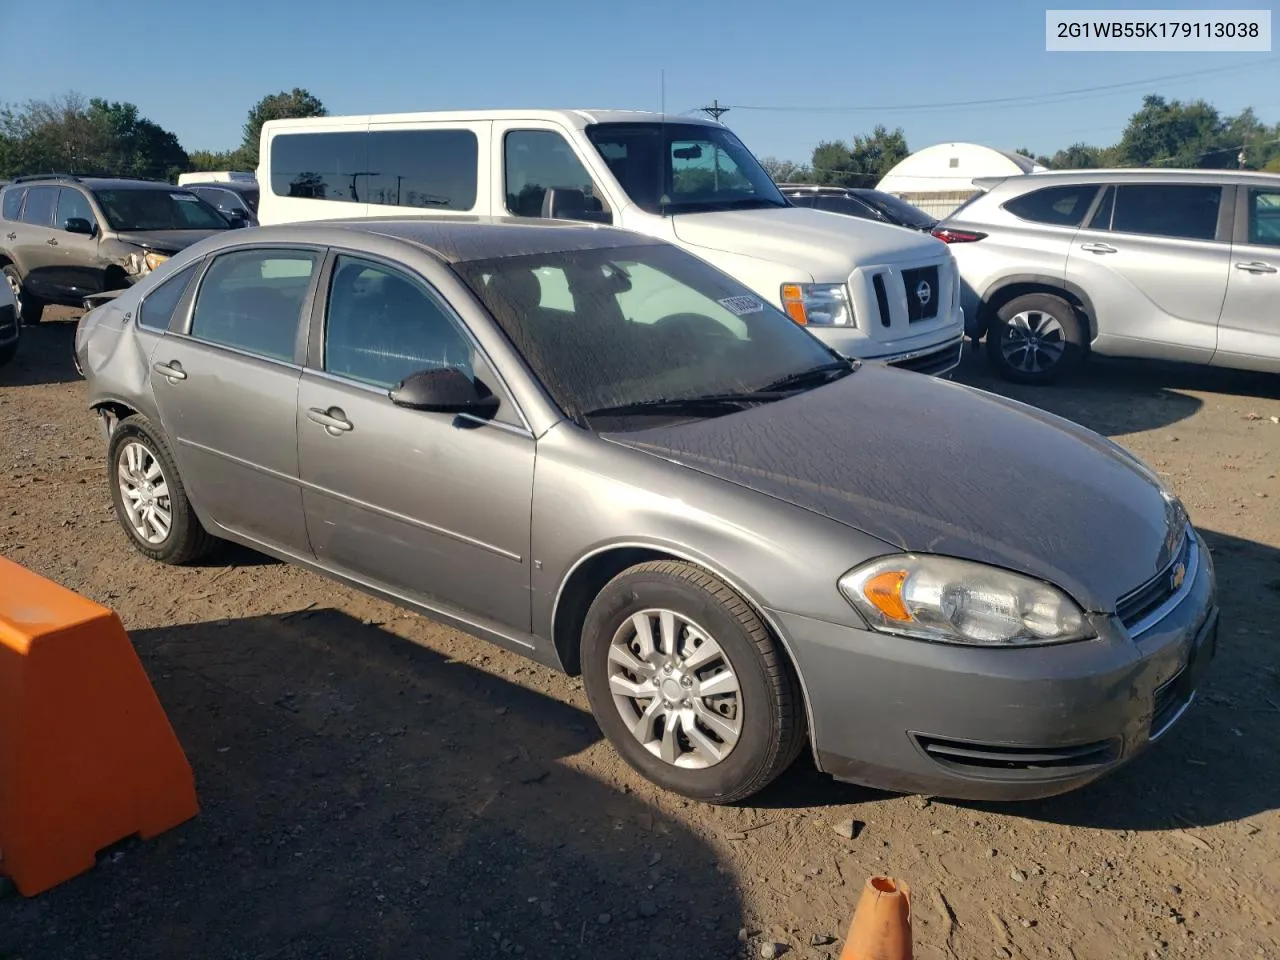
[{"left": 1, "top": 0, "right": 1276, "bottom": 162}]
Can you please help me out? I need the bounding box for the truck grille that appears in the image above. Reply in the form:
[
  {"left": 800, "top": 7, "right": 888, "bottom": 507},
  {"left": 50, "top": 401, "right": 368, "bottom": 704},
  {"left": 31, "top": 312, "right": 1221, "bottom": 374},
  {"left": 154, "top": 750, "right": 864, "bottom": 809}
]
[
  {"left": 1117, "top": 531, "right": 1192, "bottom": 631},
  {"left": 888, "top": 340, "right": 963, "bottom": 376},
  {"left": 902, "top": 265, "right": 940, "bottom": 322},
  {"left": 0, "top": 303, "right": 16, "bottom": 341}
]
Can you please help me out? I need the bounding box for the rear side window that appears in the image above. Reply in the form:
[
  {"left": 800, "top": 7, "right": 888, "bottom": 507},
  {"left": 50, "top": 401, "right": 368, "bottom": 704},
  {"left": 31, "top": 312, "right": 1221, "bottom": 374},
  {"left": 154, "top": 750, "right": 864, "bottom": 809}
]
[
  {"left": 1003, "top": 184, "right": 1100, "bottom": 227},
  {"left": 269, "top": 129, "right": 479, "bottom": 210},
  {"left": 1247, "top": 188, "right": 1280, "bottom": 247},
  {"left": 138, "top": 262, "right": 199, "bottom": 330},
  {"left": 20, "top": 186, "right": 57, "bottom": 226},
  {"left": 1, "top": 188, "right": 25, "bottom": 221},
  {"left": 1110, "top": 184, "right": 1221, "bottom": 241},
  {"left": 190, "top": 249, "right": 318, "bottom": 362}
]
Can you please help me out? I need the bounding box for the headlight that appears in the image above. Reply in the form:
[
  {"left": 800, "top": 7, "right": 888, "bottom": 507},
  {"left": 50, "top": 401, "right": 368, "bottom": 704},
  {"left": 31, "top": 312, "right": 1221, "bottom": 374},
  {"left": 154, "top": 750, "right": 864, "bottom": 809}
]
[
  {"left": 839, "top": 555, "right": 1093, "bottom": 646},
  {"left": 125, "top": 251, "right": 170, "bottom": 276},
  {"left": 780, "top": 283, "right": 854, "bottom": 326},
  {"left": 144, "top": 252, "right": 169, "bottom": 272}
]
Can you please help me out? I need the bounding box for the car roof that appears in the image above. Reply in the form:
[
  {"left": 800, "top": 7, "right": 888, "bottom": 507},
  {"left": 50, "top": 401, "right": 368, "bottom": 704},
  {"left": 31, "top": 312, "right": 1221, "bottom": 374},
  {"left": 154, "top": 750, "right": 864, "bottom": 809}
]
[
  {"left": 4, "top": 176, "right": 194, "bottom": 191},
  {"left": 976, "top": 168, "right": 1280, "bottom": 190},
  {"left": 185, "top": 181, "right": 258, "bottom": 194},
  {"left": 262, "top": 109, "right": 722, "bottom": 134},
  {"left": 205, "top": 217, "right": 666, "bottom": 264}
]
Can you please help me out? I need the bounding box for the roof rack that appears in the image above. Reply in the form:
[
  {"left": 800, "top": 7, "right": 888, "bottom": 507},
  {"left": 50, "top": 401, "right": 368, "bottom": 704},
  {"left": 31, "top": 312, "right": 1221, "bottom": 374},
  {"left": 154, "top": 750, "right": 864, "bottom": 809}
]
[{"left": 11, "top": 173, "right": 83, "bottom": 184}]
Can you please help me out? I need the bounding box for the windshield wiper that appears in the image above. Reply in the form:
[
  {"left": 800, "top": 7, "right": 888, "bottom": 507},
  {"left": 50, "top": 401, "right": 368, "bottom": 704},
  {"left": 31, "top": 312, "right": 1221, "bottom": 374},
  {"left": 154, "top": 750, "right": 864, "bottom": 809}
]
[
  {"left": 760, "top": 360, "right": 858, "bottom": 394},
  {"left": 583, "top": 391, "right": 791, "bottom": 420}
]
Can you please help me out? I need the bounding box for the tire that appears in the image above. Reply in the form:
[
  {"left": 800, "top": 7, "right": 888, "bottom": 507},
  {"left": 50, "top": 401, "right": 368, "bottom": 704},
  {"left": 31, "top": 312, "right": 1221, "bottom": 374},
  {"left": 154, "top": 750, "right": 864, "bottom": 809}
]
[
  {"left": 2, "top": 264, "right": 44, "bottom": 325},
  {"left": 107, "top": 414, "right": 216, "bottom": 564},
  {"left": 985, "top": 292, "right": 1086, "bottom": 385},
  {"left": 581, "top": 560, "right": 806, "bottom": 804}
]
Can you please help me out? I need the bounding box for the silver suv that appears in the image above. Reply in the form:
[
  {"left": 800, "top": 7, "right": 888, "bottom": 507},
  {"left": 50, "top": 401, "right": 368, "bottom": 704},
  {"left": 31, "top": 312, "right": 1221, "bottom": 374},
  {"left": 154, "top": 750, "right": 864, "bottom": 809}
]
[{"left": 937, "top": 169, "right": 1280, "bottom": 383}]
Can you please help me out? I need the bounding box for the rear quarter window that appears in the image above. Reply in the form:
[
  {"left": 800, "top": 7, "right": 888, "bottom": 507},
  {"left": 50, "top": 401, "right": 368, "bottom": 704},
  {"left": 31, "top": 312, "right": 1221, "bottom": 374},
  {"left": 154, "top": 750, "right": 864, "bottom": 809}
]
[
  {"left": 1002, "top": 184, "right": 1100, "bottom": 227},
  {"left": 2, "top": 188, "right": 26, "bottom": 221}
]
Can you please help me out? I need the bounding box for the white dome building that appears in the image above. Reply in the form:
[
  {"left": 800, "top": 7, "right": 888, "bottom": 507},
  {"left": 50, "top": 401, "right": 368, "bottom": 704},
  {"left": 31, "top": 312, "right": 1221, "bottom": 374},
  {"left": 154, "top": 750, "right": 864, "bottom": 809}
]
[{"left": 877, "top": 143, "right": 1048, "bottom": 218}]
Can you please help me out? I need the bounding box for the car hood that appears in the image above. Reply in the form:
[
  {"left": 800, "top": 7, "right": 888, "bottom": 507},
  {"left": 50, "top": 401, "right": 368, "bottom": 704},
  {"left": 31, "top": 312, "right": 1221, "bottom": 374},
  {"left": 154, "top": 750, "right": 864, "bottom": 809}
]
[
  {"left": 671, "top": 207, "right": 948, "bottom": 279},
  {"left": 603, "top": 366, "right": 1186, "bottom": 612},
  {"left": 112, "top": 229, "right": 227, "bottom": 254}
]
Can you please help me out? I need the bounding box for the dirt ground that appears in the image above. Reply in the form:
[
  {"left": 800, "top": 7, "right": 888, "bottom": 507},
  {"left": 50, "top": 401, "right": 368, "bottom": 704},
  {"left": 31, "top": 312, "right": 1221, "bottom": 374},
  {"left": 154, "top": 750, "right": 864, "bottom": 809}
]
[{"left": 2, "top": 310, "right": 1278, "bottom": 960}]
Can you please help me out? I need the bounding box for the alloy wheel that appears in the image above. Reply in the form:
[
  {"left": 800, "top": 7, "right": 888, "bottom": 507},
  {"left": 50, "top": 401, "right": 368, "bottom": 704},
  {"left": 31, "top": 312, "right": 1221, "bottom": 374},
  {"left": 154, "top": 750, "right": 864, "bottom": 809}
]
[
  {"left": 1001, "top": 309, "right": 1066, "bottom": 374},
  {"left": 116, "top": 440, "right": 173, "bottom": 544}
]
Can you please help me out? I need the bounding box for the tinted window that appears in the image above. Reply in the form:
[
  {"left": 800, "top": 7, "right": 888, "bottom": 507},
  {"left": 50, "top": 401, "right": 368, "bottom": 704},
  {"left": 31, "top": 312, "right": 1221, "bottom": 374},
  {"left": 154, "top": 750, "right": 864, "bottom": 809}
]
[
  {"left": 856, "top": 191, "right": 936, "bottom": 229},
  {"left": 325, "top": 256, "right": 473, "bottom": 389},
  {"left": 269, "top": 130, "right": 478, "bottom": 210},
  {"left": 55, "top": 188, "right": 95, "bottom": 228},
  {"left": 1, "top": 187, "right": 25, "bottom": 221},
  {"left": 814, "top": 196, "right": 879, "bottom": 220},
  {"left": 1087, "top": 186, "right": 1114, "bottom": 230},
  {"left": 1003, "top": 184, "right": 1099, "bottom": 227},
  {"left": 505, "top": 130, "right": 609, "bottom": 220},
  {"left": 92, "top": 189, "right": 229, "bottom": 231},
  {"left": 1246, "top": 188, "right": 1280, "bottom": 247},
  {"left": 190, "top": 250, "right": 318, "bottom": 361},
  {"left": 20, "top": 186, "right": 57, "bottom": 226},
  {"left": 193, "top": 187, "right": 249, "bottom": 215},
  {"left": 1111, "top": 184, "right": 1221, "bottom": 241},
  {"left": 785, "top": 194, "right": 815, "bottom": 207},
  {"left": 138, "top": 262, "right": 199, "bottom": 330}
]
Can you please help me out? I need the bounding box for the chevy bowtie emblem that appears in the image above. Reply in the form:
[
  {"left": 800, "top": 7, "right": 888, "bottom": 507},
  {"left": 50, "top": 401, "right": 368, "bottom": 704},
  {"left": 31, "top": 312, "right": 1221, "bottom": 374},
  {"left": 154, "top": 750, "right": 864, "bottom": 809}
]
[{"left": 1170, "top": 562, "right": 1187, "bottom": 592}]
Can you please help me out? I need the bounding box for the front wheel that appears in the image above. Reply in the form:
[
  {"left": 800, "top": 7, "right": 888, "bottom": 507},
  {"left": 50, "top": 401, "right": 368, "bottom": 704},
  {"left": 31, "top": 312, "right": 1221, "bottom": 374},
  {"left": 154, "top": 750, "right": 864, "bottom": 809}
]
[
  {"left": 581, "top": 560, "right": 807, "bottom": 804},
  {"left": 985, "top": 292, "right": 1086, "bottom": 385},
  {"left": 2, "top": 265, "right": 44, "bottom": 325}
]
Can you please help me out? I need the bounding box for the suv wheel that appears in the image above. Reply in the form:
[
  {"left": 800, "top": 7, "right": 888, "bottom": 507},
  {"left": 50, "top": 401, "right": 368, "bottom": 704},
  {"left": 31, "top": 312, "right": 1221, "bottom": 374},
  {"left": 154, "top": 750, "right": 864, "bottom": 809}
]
[
  {"left": 581, "top": 560, "right": 806, "bottom": 804},
  {"left": 2, "top": 265, "right": 44, "bottom": 325},
  {"left": 985, "top": 292, "right": 1086, "bottom": 384}
]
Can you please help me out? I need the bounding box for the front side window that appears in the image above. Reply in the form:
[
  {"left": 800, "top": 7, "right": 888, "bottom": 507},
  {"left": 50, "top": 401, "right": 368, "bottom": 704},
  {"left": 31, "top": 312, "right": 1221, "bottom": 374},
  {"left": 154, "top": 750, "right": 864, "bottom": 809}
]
[
  {"left": 1003, "top": 184, "right": 1100, "bottom": 227},
  {"left": 1110, "top": 184, "right": 1222, "bottom": 241},
  {"left": 324, "top": 255, "right": 473, "bottom": 389},
  {"left": 584, "top": 122, "right": 787, "bottom": 216},
  {"left": 454, "top": 243, "right": 838, "bottom": 425},
  {"left": 55, "top": 188, "right": 96, "bottom": 228},
  {"left": 1247, "top": 188, "right": 1280, "bottom": 248},
  {"left": 1, "top": 188, "right": 26, "bottom": 221},
  {"left": 138, "top": 262, "right": 199, "bottom": 330},
  {"left": 505, "top": 130, "right": 609, "bottom": 221},
  {"left": 20, "top": 186, "right": 57, "bottom": 226},
  {"left": 189, "top": 250, "right": 318, "bottom": 361},
  {"left": 92, "top": 189, "right": 229, "bottom": 231}
]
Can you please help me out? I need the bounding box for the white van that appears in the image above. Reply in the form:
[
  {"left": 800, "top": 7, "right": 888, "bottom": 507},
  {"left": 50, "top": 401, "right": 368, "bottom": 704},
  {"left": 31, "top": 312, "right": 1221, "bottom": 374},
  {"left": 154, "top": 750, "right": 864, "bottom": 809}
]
[
  {"left": 177, "top": 171, "right": 256, "bottom": 186},
  {"left": 257, "top": 110, "right": 964, "bottom": 372}
]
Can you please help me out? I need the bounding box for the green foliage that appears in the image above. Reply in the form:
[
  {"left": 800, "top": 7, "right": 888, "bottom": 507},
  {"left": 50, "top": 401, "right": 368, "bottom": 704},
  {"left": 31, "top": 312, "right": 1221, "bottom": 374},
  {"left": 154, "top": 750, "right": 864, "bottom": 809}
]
[
  {"left": 759, "top": 157, "right": 813, "bottom": 183},
  {"left": 808, "top": 126, "right": 909, "bottom": 187},
  {"left": 239, "top": 88, "right": 327, "bottom": 168},
  {"left": 188, "top": 148, "right": 243, "bottom": 172}
]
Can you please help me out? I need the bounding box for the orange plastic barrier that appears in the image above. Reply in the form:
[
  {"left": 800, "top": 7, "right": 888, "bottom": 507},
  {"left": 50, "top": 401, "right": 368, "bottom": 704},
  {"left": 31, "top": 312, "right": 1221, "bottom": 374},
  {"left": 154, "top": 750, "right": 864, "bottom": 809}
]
[
  {"left": 840, "top": 876, "right": 913, "bottom": 960},
  {"left": 0, "top": 557, "right": 198, "bottom": 896}
]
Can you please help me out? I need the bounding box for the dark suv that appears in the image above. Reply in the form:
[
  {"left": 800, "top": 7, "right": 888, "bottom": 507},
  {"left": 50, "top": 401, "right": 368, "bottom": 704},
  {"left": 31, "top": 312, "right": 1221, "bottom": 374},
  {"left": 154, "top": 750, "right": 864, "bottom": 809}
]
[
  {"left": 184, "top": 181, "right": 260, "bottom": 226},
  {"left": 0, "top": 175, "right": 237, "bottom": 323},
  {"left": 781, "top": 185, "right": 938, "bottom": 232}
]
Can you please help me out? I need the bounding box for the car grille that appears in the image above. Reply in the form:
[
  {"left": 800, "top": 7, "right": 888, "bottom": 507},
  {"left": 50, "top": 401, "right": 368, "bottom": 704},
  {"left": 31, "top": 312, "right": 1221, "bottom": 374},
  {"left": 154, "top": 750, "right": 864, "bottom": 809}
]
[
  {"left": 1116, "top": 530, "right": 1192, "bottom": 631},
  {"left": 902, "top": 265, "right": 940, "bottom": 322},
  {"left": 887, "top": 340, "right": 963, "bottom": 376},
  {"left": 915, "top": 734, "right": 1117, "bottom": 776},
  {"left": 872, "top": 273, "right": 892, "bottom": 327},
  {"left": 0, "top": 303, "right": 16, "bottom": 341}
]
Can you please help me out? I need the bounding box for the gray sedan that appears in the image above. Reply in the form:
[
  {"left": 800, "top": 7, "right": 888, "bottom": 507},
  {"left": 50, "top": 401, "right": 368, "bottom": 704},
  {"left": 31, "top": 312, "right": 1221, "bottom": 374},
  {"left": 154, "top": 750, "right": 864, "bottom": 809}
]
[{"left": 75, "top": 218, "right": 1219, "bottom": 803}]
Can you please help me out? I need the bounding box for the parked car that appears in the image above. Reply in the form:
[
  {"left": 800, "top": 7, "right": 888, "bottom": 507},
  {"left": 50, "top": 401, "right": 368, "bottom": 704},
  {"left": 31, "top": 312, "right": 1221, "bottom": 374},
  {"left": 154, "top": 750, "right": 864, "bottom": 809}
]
[
  {"left": 176, "top": 171, "right": 256, "bottom": 186},
  {"left": 256, "top": 110, "right": 965, "bottom": 375},
  {"left": 781, "top": 185, "right": 938, "bottom": 232},
  {"left": 936, "top": 168, "right": 1280, "bottom": 383},
  {"left": 0, "top": 271, "right": 17, "bottom": 369},
  {"left": 184, "top": 181, "right": 259, "bottom": 226},
  {"left": 77, "top": 219, "right": 1218, "bottom": 803},
  {"left": 1, "top": 175, "right": 238, "bottom": 324}
]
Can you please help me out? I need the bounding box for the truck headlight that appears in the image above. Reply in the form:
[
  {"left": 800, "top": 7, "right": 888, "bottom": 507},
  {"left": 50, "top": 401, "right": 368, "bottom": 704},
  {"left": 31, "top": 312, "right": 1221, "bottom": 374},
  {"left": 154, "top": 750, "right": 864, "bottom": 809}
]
[
  {"left": 780, "top": 283, "right": 854, "bottom": 327},
  {"left": 839, "top": 555, "right": 1093, "bottom": 646}
]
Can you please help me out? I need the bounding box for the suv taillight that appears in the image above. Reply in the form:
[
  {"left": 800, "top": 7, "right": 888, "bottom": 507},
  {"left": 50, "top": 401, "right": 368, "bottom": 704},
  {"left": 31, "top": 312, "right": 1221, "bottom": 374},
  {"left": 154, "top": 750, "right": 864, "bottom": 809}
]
[{"left": 931, "top": 227, "right": 987, "bottom": 244}]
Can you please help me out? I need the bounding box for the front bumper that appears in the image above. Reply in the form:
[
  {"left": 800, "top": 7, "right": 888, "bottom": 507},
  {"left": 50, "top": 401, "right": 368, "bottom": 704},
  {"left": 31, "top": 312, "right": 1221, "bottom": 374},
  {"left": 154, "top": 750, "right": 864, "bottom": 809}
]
[
  {"left": 773, "top": 534, "right": 1218, "bottom": 801},
  {"left": 809, "top": 311, "right": 965, "bottom": 377}
]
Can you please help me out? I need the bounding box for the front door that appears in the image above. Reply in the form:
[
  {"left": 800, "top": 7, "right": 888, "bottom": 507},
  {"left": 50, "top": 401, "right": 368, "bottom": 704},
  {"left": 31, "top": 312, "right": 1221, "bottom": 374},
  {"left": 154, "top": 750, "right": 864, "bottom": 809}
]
[
  {"left": 1066, "top": 182, "right": 1231, "bottom": 362},
  {"left": 1215, "top": 184, "right": 1280, "bottom": 371},
  {"left": 297, "top": 253, "right": 534, "bottom": 632},
  {"left": 150, "top": 246, "right": 321, "bottom": 555},
  {"left": 50, "top": 187, "right": 104, "bottom": 299}
]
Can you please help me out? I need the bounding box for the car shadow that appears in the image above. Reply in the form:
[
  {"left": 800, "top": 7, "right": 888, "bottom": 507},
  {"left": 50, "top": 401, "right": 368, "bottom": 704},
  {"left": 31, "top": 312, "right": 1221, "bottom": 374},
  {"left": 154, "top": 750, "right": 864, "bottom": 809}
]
[
  {"left": 0, "top": 315, "right": 82, "bottom": 387},
  {"left": 0, "top": 609, "right": 743, "bottom": 960}
]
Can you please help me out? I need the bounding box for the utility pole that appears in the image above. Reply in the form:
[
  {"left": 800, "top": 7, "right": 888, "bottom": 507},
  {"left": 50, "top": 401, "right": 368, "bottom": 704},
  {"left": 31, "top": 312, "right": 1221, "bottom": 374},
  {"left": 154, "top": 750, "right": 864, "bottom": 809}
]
[{"left": 700, "top": 99, "right": 730, "bottom": 121}]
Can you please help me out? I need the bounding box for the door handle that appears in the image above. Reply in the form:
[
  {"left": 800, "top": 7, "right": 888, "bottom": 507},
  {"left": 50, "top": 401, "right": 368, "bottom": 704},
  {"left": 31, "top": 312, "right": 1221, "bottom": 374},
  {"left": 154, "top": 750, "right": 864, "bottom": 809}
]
[
  {"left": 1080, "top": 242, "right": 1117, "bottom": 254},
  {"left": 46, "top": 238, "right": 58, "bottom": 247},
  {"left": 306, "top": 406, "right": 353, "bottom": 434},
  {"left": 152, "top": 360, "right": 187, "bottom": 382},
  {"left": 1234, "top": 260, "right": 1277, "bottom": 274}
]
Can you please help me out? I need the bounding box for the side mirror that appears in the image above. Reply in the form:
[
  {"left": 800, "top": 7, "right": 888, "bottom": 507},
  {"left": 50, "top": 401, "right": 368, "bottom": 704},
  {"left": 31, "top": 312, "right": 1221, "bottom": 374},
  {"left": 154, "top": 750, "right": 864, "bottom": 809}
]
[
  {"left": 226, "top": 211, "right": 250, "bottom": 228},
  {"left": 389, "top": 367, "right": 500, "bottom": 417},
  {"left": 64, "top": 217, "right": 95, "bottom": 236},
  {"left": 540, "top": 187, "right": 609, "bottom": 224}
]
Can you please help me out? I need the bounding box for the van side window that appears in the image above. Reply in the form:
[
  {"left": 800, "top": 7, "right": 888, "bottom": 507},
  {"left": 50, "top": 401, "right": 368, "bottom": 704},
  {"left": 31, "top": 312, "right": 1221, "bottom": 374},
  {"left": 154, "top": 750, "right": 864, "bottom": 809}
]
[
  {"left": 269, "top": 130, "right": 479, "bottom": 211},
  {"left": 505, "top": 130, "right": 611, "bottom": 223}
]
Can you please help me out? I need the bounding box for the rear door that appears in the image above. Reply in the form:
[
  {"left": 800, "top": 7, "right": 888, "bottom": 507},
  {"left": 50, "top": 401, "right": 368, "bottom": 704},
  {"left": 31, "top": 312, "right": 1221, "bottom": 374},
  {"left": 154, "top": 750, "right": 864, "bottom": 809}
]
[
  {"left": 150, "top": 246, "right": 322, "bottom": 555},
  {"left": 1215, "top": 183, "right": 1280, "bottom": 371},
  {"left": 10, "top": 186, "right": 60, "bottom": 299},
  {"left": 1066, "top": 181, "right": 1231, "bottom": 362}
]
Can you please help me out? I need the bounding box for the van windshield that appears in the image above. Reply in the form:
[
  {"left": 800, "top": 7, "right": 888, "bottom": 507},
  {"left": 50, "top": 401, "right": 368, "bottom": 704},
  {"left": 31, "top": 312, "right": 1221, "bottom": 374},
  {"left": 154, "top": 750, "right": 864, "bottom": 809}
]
[{"left": 585, "top": 122, "right": 788, "bottom": 216}]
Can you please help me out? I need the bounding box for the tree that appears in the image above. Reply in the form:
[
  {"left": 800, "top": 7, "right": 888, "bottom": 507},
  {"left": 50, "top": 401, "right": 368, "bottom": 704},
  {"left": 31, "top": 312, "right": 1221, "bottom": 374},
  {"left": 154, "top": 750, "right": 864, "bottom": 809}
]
[
  {"left": 239, "top": 88, "right": 327, "bottom": 168},
  {"left": 1015, "top": 146, "right": 1053, "bottom": 167},
  {"left": 810, "top": 126, "right": 908, "bottom": 187},
  {"left": 188, "top": 148, "right": 241, "bottom": 172},
  {"left": 1049, "top": 142, "right": 1108, "bottom": 170},
  {"left": 759, "top": 157, "right": 812, "bottom": 183},
  {"left": 1114, "top": 94, "right": 1229, "bottom": 168}
]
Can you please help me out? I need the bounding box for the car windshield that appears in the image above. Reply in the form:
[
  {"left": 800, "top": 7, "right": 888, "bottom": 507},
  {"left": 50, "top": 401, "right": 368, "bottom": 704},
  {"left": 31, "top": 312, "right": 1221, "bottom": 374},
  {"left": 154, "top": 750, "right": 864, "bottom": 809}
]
[
  {"left": 858, "top": 191, "right": 935, "bottom": 228},
  {"left": 585, "top": 122, "right": 789, "bottom": 216},
  {"left": 453, "top": 243, "right": 844, "bottom": 429},
  {"left": 92, "top": 188, "right": 230, "bottom": 231}
]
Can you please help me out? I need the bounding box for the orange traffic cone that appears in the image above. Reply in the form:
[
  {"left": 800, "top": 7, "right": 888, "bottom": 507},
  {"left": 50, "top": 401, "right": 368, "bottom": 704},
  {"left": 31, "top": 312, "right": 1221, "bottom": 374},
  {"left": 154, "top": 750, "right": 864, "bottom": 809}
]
[{"left": 839, "top": 876, "right": 912, "bottom": 960}]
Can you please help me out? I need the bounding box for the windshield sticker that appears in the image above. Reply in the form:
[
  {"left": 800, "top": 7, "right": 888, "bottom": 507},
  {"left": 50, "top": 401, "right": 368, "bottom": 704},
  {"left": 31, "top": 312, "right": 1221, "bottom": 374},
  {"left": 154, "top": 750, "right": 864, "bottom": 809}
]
[
  {"left": 171, "top": 193, "right": 200, "bottom": 202},
  {"left": 717, "top": 295, "right": 765, "bottom": 316}
]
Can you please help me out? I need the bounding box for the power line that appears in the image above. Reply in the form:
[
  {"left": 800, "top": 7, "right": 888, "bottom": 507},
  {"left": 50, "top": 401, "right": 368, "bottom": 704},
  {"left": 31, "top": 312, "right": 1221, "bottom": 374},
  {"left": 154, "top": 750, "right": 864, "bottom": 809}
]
[
  {"left": 724, "top": 57, "right": 1278, "bottom": 115},
  {"left": 699, "top": 99, "right": 730, "bottom": 121}
]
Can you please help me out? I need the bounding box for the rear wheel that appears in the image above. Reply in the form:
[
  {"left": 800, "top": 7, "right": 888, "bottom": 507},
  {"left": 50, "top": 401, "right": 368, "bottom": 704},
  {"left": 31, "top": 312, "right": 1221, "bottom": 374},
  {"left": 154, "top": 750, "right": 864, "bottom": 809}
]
[
  {"left": 985, "top": 292, "right": 1086, "bottom": 385},
  {"left": 581, "top": 560, "right": 806, "bottom": 804},
  {"left": 3, "top": 265, "right": 44, "bottom": 325}
]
